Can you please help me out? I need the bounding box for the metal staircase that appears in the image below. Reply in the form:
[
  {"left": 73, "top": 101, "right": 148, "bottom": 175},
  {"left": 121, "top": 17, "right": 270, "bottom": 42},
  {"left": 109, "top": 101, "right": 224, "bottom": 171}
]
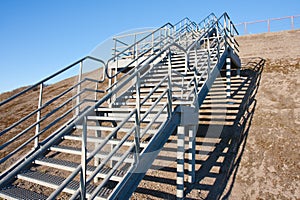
[{"left": 0, "top": 13, "right": 240, "bottom": 199}]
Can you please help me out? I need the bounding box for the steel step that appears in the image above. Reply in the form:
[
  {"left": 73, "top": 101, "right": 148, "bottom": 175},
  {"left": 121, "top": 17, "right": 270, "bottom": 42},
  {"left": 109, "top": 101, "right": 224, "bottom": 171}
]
[
  {"left": 34, "top": 157, "right": 125, "bottom": 182},
  {"left": 63, "top": 135, "right": 148, "bottom": 148},
  {"left": 95, "top": 107, "right": 164, "bottom": 113},
  {"left": 0, "top": 186, "right": 48, "bottom": 200},
  {"left": 86, "top": 115, "right": 165, "bottom": 123},
  {"left": 17, "top": 170, "right": 111, "bottom": 199},
  {"left": 96, "top": 112, "right": 168, "bottom": 120},
  {"left": 49, "top": 145, "right": 134, "bottom": 163},
  {"left": 115, "top": 100, "right": 193, "bottom": 107},
  {"left": 75, "top": 125, "right": 158, "bottom": 135}
]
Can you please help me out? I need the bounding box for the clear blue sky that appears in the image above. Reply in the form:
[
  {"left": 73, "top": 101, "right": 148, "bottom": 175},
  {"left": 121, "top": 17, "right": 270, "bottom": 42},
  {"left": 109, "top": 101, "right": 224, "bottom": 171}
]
[{"left": 0, "top": 0, "right": 299, "bottom": 93}]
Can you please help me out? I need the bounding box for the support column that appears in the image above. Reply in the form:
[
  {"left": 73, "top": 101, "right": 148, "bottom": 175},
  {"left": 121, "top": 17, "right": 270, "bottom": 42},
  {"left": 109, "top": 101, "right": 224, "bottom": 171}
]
[
  {"left": 177, "top": 126, "right": 185, "bottom": 199},
  {"left": 226, "top": 58, "right": 231, "bottom": 99},
  {"left": 177, "top": 106, "right": 198, "bottom": 199},
  {"left": 188, "top": 125, "right": 196, "bottom": 183}
]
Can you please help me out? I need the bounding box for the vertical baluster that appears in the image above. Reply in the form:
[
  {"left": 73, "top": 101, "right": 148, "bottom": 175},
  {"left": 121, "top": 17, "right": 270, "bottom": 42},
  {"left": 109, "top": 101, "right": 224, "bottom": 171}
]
[
  {"left": 167, "top": 50, "right": 173, "bottom": 117},
  {"left": 207, "top": 38, "right": 211, "bottom": 80},
  {"left": 76, "top": 61, "right": 83, "bottom": 116},
  {"left": 291, "top": 16, "right": 295, "bottom": 30},
  {"left": 35, "top": 83, "right": 43, "bottom": 148},
  {"left": 80, "top": 116, "right": 87, "bottom": 200},
  {"left": 134, "top": 72, "right": 141, "bottom": 165}
]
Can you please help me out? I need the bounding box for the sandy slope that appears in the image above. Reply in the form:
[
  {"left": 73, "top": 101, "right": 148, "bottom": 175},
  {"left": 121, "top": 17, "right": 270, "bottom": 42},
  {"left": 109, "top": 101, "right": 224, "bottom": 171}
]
[{"left": 228, "top": 30, "right": 300, "bottom": 200}]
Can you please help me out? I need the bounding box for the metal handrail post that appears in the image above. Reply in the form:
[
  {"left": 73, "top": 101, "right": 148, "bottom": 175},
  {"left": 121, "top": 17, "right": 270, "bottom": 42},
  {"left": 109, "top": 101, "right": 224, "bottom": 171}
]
[
  {"left": 35, "top": 83, "right": 43, "bottom": 148},
  {"left": 76, "top": 61, "right": 83, "bottom": 116},
  {"left": 207, "top": 38, "right": 211, "bottom": 80},
  {"left": 167, "top": 49, "right": 173, "bottom": 116},
  {"left": 134, "top": 72, "right": 141, "bottom": 165},
  {"left": 194, "top": 43, "right": 198, "bottom": 70},
  {"left": 152, "top": 33, "right": 154, "bottom": 54},
  {"left": 216, "top": 24, "right": 221, "bottom": 62},
  {"left": 185, "top": 52, "right": 189, "bottom": 74},
  {"left": 80, "top": 116, "right": 87, "bottom": 200}
]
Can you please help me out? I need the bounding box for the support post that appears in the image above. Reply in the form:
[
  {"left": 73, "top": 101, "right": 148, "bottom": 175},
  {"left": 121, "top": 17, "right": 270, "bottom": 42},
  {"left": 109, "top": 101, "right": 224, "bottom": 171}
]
[
  {"left": 226, "top": 58, "right": 231, "bottom": 99},
  {"left": 177, "top": 125, "right": 185, "bottom": 200},
  {"left": 177, "top": 106, "right": 198, "bottom": 199},
  {"left": 188, "top": 125, "right": 196, "bottom": 183}
]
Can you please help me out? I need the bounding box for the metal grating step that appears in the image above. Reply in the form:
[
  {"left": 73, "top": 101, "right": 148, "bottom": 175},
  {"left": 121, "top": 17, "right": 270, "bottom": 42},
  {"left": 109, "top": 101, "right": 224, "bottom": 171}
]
[
  {"left": 35, "top": 157, "right": 126, "bottom": 181},
  {"left": 17, "top": 170, "right": 112, "bottom": 199},
  {"left": 49, "top": 145, "right": 135, "bottom": 163},
  {"left": 75, "top": 125, "right": 158, "bottom": 135},
  {"left": 0, "top": 186, "right": 47, "bottom": 200},
  {"left": 63, "top": 135, "right": 148, "bottom": 148},
  {"left": 95, "top": 107, "right": 164, "bottom": 113},
  {"left": 86, "top": 115, "right": 165, "bottom": 123}
]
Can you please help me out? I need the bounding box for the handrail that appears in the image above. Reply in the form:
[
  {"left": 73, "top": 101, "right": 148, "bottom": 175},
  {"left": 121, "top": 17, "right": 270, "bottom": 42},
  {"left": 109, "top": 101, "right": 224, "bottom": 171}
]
[
  {"left": 198, "top": 13, "right": 217, "bottom": 27},
  {"left": 0, "top": 56, "right": 105, "bottom": 107},
  {"left": 107, "top": 23, "right": 173, "bottom": 62},
  {"left": 105, "top": 17, "right": 200, "bottom": 80},
  {"left": 0, "top": 55, "right": 106, "bottom": 177}
]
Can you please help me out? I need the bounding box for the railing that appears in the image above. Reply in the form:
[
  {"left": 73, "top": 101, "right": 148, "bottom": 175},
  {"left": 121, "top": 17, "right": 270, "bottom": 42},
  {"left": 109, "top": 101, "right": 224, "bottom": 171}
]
[
  {"left": 0, "top": 12, "right": 240, "bottom": 199},
  {"left": 235, "top": 14, "right": 300, "bottom": 35},
  {"left": 49, "top": 12, "right": 238, "bottom": 199},
  {"left": 106, "top": 20, "right": 198, "bottom": 79},
  {"left": 46, "top": 15, "right": 217, "bottom": 197},
  {"left": 105, "top": 14, "right": 219, "bottom": 106},
  {"left": 0, "top": 56, "right": 105, "bottom": 178}
]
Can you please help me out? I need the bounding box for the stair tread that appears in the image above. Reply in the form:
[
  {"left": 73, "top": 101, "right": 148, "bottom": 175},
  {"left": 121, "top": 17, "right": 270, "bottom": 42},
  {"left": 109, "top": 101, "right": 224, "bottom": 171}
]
[
  {"left": 86, "top": 115, "right": 165, "bottom": 123},
  {"left": 35, "top": 157, "right": 126, "bottom": 179},
  {"left": 63, "top": 135, "right": 148, "bottom": 148},
  {"left": 50, "top": 145, "right": 134, "bottom": 161},
  {"left": 75, "top": 125, "right": 158, "bottom": 134},
  {"left": 0, "top": 186, "right": 48, "bottom": 200},
  {"left": 18, "top": 170, "right": 111, "bottom": 198}
]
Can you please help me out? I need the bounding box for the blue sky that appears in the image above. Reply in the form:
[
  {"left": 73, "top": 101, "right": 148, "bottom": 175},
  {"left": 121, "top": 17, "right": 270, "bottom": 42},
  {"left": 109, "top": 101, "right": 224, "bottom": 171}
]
[{"left": 0, "top": 0, "right": 299, "bottom": 93}]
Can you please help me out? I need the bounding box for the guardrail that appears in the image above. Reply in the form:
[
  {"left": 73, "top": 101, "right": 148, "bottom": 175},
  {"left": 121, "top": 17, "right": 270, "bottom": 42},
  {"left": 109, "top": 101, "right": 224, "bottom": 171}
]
[
  {"left": 0, "top": 12, "right": 240, "bottom": 199},
  {"left": 0, "top": 56, "right": 105, "bottom": 178},
  {"left": 235, "top": 14, "right": 300, "bottom": 35}
]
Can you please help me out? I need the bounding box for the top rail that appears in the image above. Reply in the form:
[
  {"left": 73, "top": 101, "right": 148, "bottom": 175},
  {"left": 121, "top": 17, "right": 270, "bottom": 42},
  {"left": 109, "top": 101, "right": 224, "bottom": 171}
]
[{"left": 0, "top": 56, "right": 105, "bottom": 107}]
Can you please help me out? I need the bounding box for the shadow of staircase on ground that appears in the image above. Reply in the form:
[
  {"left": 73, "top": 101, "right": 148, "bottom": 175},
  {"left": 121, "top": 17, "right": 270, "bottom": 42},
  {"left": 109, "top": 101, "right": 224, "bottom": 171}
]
[{"left": 133, "top": 57, "right": 265, "bottom": 200}]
